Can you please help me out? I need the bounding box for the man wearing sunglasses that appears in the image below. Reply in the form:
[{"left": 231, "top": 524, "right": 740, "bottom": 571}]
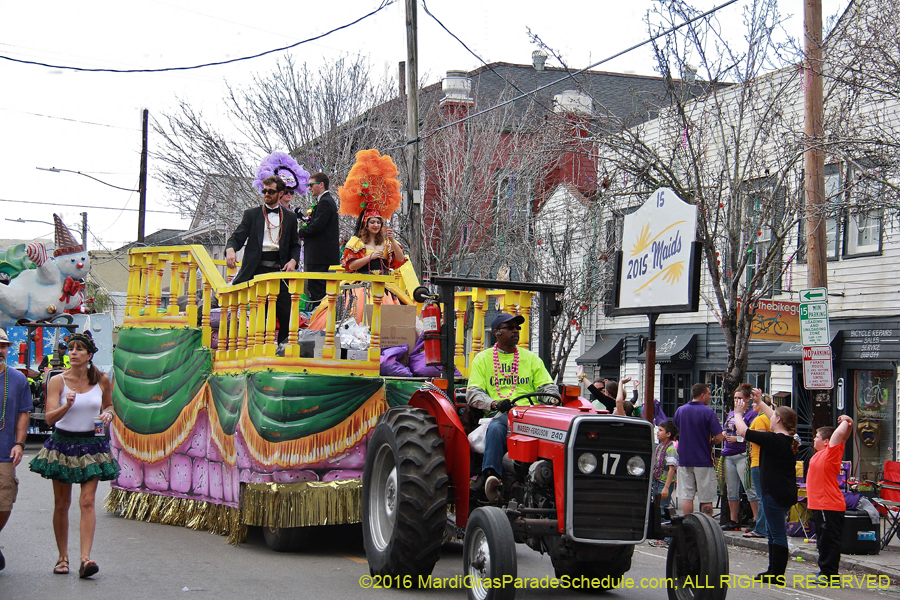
[
  {"left": 466, "top": 313, "right": 559, "bottom": 502},
  {"left": 225, "top": 176, "right": 301, "bottom": 345}
]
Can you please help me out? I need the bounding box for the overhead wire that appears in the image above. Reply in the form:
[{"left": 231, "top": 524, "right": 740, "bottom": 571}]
[
  {"left": 0, "top": 198, "right": 179, "bottom": 214},
  {"left": 386, "top": 0, "right": 741, "bottom": 150},
  {"left": 0, "top": 1, "right": 394, "bottom": 74}
]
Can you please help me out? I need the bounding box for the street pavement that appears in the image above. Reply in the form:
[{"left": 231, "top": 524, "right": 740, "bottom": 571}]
[{"left": 1, "top": 439, "right": 898, "bottom": 600}]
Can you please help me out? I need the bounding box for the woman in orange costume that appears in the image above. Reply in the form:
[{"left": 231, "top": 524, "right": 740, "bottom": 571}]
[{"left": 307, "top": 149, "right": 409, "bottom": 329}]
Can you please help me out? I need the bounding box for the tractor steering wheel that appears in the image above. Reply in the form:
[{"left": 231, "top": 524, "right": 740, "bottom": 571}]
[{"left": 508, "top": 392, "right": 561, "bottom": 407}]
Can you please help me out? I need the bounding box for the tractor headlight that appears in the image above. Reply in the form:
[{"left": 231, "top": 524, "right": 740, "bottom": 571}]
[
  {"left": 626, "top": 456, "right": 645, "bottom": 476},
  {"left": 577, "top": 452, "right": 597, "bottom": 474}
]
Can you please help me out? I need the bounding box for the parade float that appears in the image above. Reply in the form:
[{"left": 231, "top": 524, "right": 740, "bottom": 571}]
[{"left": 102, "top": 151, "right": 538, "bottom": 548}]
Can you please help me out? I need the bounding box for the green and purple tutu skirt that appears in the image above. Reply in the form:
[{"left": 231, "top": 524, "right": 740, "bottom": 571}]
[{"left": 29, "top": 428, "right": 120, "bottom": 484}]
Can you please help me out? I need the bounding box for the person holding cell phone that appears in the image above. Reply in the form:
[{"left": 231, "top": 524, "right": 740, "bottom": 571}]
[
  {"left": 720, "top": 383, "right": 759, "bottom": 531},
  {"left": 30, "top": 331, "right": 119, "bottom": 579}
]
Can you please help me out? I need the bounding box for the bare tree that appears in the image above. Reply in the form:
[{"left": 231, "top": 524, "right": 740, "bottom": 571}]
[
  {"left": 153, "top": 55, "right": 405, "bottom": 233},
  {"left": 418, "top": 87, "right": 564, "bottom": 278}
]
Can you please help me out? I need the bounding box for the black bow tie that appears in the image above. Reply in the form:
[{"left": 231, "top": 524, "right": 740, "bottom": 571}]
[{"left": 266, "top": 207, "right": 280, "bottom": 215}]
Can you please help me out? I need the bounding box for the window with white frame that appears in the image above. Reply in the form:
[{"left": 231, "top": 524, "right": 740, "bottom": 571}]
[
  {"left": 823, "top": 164, "right": 842, "bottom": 260},
  {"left": 845, "top": 172, "right": 883, "bottom": 256}
]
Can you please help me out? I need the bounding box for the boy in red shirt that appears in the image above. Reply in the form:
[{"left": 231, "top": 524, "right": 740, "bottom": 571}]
[{"left": 806, "top": 415, "right": 853, "bottom": 583}]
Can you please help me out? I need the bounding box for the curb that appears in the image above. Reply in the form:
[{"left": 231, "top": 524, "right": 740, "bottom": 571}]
[{"left": 724, "top": 532, "right": 900, "bottom": 585}]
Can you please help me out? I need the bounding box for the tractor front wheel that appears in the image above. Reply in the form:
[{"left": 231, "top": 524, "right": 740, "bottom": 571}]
[
  {"left": 464, "top": 507, "right": 517, "bottom": 600},
  {"left": 665, "top": 513, "right": 729, "bottom": 600}
]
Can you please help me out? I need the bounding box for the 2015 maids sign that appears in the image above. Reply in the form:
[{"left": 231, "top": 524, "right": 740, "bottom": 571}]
[{"left": 611, "top": 188, "right": 701, "bottom": 315}]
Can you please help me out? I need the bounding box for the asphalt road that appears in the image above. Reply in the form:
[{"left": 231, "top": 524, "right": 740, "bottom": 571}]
[{"left": 1, "top": 440, "right": 897, "bottom": 600}]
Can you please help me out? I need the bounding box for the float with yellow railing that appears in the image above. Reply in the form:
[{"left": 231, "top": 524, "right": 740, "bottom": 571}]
[{"left": 104, "top": 245, "right": 538, "bottom": 548}]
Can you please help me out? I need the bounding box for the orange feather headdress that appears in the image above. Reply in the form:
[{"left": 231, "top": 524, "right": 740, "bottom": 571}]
[{"left": 338, "top": 149, "right": 402, "bottom": 221}]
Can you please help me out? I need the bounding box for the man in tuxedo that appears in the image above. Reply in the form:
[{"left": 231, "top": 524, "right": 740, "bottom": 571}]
[
  {"left": 225, "top": 176, "right": 301, "bottom": 345},
  {"left": 298, "top": 172, "right": 340, "bottom": 307}
]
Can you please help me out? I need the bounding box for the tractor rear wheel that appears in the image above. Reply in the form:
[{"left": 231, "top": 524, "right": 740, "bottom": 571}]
[
  {"left": 665, "top": 513, "right": 729, "bottom": 600},
  {"left": 464, "top": 507, "right": 517, "bottom": 600},
  {"left": 362, "top": 407, "right": 448, "bottom": 579}
]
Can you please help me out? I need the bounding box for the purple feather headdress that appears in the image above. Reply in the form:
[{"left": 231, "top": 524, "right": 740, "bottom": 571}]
[{"left": 253, "top": 151, "right": 310, "bottom": 195}]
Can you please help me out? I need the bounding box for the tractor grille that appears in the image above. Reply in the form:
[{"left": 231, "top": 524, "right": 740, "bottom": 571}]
[{"left": 568, "top": 417, "right": 653, "bottom": 542}]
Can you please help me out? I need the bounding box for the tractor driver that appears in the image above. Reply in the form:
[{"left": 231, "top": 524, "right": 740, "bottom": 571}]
[{"left": 466, "top": 313, "right": 559, "bottom": 502}]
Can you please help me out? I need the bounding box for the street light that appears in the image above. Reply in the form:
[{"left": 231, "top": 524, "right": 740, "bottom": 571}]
[
  {"left": 35, "top": 167, "right": 139, "bottom": 193},
  {"left": 6, "top": 214, "right": 88, "bottom": 250}
]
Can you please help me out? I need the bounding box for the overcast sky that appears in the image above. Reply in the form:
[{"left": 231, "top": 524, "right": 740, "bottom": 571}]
[{"left": 0, "top": 0, "right": 846, "bottom": 251}]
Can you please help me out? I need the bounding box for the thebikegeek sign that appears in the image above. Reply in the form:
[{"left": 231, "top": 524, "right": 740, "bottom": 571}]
[{"left": 610, "top": 188, "right": 701, "bottom": 316}]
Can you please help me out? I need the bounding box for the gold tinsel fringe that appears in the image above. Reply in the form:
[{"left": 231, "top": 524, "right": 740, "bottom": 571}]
[
  {"left": 104, "top": 488, "right": 247, "bottom": 546},
  {"left": 241, "top": 479, "right": 362, "bottom": 528},
  {"left": 239, "top": 390, "right": 387, "bottom": 468},
  {"left": 206, "top": 385, "right": 238, "bottom": 465},
  {"left": 113, "top": 383, "right": 208, "bottom": 463}
]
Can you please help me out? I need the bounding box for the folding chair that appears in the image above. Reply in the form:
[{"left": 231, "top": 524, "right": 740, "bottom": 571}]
[{"left": 871, "top": 460, "right": 900, "bottom": 551}]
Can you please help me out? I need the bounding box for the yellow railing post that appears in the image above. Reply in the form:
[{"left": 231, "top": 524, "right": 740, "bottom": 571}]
[
  {"left": 236, "top": 287, "right": 248, "bottom": 359},
  {"left": 322, "top": 277, "right": 339, "bottom": 360},
  {"left": 227, "top": 293, "right": 239, "bottom": 362},
  {"left": 141, "top": 254, "right": 153, "bottom": 312},
  {"left": 454, "top": 293, "right": 468, "bottom": 376},
  {"left": 368, "top": 281, "right": 384, "bottom": 363},
  {"left": 264, "top": 279, "right": 278, "bottom": 354},
  {"left": 126, "top": 253, "right": 141, "bottom": 318},
  {"left": 201, "top": 277, "right": 212, "bottom": 348},
  {"left": 168, "top": 253, "right": 181, "bottom": 316},
  {"left": 470, "top": 287, "right": 487, "bottom": 367},
  {"left": 288, "top": 278, "right": 300, "bottom": 356},
  {"left": 518, "top": 291, "right": 533, "bottom": 349},
  {"left": 216, "top": 292, "right": 229, "bottom": 361},
  {"left": 186, "top": 256, "right": 199, "bottom": 325}
]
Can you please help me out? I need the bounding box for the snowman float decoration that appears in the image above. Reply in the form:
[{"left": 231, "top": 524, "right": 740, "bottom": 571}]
[{"left": 0, "top": 214, "right": 90, "bottom": 327}]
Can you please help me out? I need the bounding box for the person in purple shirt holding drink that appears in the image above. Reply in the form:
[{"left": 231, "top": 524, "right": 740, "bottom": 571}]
[
  {"left": 720, "top": 383, "right": 758, "bottom": 531},
  {"left": 673, "top": 383, "right": 725, "bottom": 517}
]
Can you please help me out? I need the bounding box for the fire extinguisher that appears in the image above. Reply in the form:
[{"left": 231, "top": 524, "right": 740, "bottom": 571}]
[
  {"left": 422, "top": 301, "right": 442, "bottom": 366},
  {"left": 18, "top": 342, "right": 27, "bottom": 366}
]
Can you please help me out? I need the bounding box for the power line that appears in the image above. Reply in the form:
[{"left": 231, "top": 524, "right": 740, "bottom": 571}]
[
  {"left": 0, "top": 1, "right": 394, "bottom": 74},
  {"left": 0, "top": 198, "right": 179, "bottom": 214},
  {"left": 0, "top": 107, "right": 140, "bottom": 130},
  {"left": 406, "top": 0, "right": 741, "bottom": 145}
]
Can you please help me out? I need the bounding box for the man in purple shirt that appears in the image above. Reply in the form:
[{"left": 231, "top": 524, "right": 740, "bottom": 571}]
[
  {"left": 673, "top": 383, "right": 725, "bottom": 517},
  {"left": 0, "top": 328, "right": 33, "bottom": 571}
]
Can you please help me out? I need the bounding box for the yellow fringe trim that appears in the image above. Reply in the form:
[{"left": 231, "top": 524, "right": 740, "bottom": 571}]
[
  {"left": 241, "top": 479, "right": 361, "bottom": 528},
  {"left": 112, "top": 383, "right": 209, "bottom": 463},
  {"left": 105, "top": 488, "right": 247, "bottom": 546},
  {"left": 206, "top": 385, "right": 238, "bottom": 465},
  {"left": 239, "top": 389, "right": 387, "bottom": 468}
]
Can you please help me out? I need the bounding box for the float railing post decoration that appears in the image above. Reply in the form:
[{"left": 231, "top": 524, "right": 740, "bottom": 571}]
[
  {"left": 469, "top": 287, "right": 487, "bottom": 362},
  {"left": 322, "top": 277, "right": 339, "bottom": 360},
  {"left": 368, "top": 280, "right": 384, "bottom": 363},
  {"left": 454, "top": 292, "right": 470, "bottom": 377},
  {"left": 287, "top": 278, "right": 301, "bottom": 356},
  {"left": 518, "top": 291, "right": 533, "bottom": 349}
]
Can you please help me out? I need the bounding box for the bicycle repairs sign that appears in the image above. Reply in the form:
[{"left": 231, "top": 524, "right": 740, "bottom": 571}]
[
  {"left": 803, "top": 346, "right": 834, "bottom": 389},
  {"left": 746, "top": 299, "right": 801, "bottom": 342}
]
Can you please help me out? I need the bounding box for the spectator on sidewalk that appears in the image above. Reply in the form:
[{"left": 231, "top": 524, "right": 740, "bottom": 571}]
[
  {"left": 0, "top": 328, "right": 31, "bottom": 572},
  {"left": 733, "top": 390, "right": 799, "bottom": 584},
  {"left": 721, "top": 383, "right": 759, "bottom": 531},
  {"left": 807, "top": 415, "right": 853, "bottom": 584},
  {"left": 673, "top": 383, "right": 725, "bottom": 516},
  {"left": 744, "top": 391, "right": 773, "bottom": 539},
  {"left": 649, "top": 421, "right": 679, "bottom": 548}
]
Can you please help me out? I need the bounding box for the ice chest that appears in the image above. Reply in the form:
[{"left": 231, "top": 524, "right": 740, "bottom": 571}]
[{"left": 841, "top": 509, "right": 880, "bottom": 555}]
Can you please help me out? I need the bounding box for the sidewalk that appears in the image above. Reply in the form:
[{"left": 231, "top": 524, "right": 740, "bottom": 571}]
[{"left": 721, "top": 527, "right": 900, "bottom": 584}]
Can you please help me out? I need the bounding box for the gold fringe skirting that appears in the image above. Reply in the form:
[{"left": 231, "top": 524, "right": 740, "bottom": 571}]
[
  {"left": 112, "top": 384, "right": 209, "bottom": 464},
  {"left": 105, "top": 488, "right": 247, "bottom": 546},
  {"left": 239, "top": 390, "right": 386, "bottom": 468},
  {"left": 241, "top": 479, "right": 361, "bottom": 529}
]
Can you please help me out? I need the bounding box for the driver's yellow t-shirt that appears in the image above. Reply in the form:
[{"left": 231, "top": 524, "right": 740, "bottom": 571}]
[{"left": 468, "top": 346, "right": 554, "bottom": 405}]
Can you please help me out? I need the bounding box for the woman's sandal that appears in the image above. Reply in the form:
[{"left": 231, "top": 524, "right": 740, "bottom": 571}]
[
  {"left": 79, "top": 558, "right": 99, "bottom": 579},
  {"left": 743, "top": 530, "right": 765, "bottom": 538},
  {"left": 53, "top": 557, "right": 69, "bottom": 575}
]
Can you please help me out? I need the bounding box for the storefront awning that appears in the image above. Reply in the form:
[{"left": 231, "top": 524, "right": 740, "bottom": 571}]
[
  {"left": 575, "top": 337, "right": 624, "bottom": 366},
  {"left": 637, "top": 334, "right": 697, "bottom": 363},
  {"left": 767, "top": 330, "right": 843, "bottom": 365}
]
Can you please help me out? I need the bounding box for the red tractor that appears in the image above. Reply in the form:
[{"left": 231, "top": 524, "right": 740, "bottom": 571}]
[{"left": 362, "top": 278, "right": 728, "bottom": 600}]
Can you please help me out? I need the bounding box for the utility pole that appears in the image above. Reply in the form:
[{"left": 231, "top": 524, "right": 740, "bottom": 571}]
[
  {"left": 81, "top": 212, "right": 88, "bottom": 250},
  {"left": 804, "top": 0, "right": 831, "bottom": 430},
  {"left": 138, "top": 108, "right": 149, "bottom": 243},
  {"left": 405, "top": 0, "right": 422, "bottom": 279}
]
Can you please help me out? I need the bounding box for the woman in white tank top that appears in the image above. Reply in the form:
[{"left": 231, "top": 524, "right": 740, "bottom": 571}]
[{"left": 30, "top": 331, "right": 118, "bottom": 579}]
